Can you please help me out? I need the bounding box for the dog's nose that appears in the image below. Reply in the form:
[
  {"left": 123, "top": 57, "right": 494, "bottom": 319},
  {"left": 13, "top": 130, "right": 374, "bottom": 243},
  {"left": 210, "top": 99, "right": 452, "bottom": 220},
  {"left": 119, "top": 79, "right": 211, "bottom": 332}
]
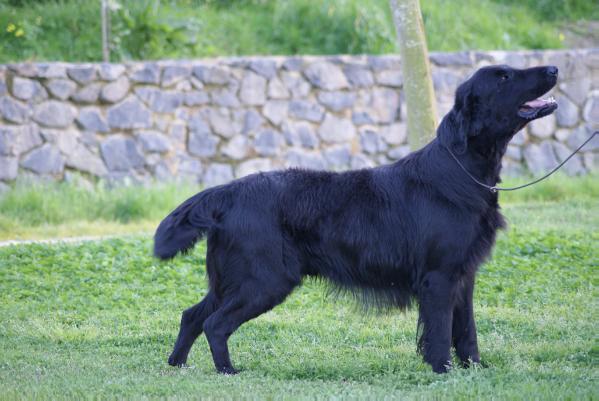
[{"left": 546, "top": 66, "right": 558, "bottom": 76}]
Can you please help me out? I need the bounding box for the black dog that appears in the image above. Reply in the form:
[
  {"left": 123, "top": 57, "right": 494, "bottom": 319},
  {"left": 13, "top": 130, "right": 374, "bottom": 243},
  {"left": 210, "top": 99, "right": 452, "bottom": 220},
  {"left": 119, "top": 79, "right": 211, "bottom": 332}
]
[{"left": 154, "top": 65, "right": 558, "bottom": 374}]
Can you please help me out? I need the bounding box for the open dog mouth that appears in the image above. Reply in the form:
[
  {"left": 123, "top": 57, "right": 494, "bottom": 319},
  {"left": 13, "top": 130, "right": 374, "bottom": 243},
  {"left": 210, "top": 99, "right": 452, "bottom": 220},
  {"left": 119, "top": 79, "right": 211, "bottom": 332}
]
[{"left": 518, "top": 95, "right": 558, "bottom": 119}]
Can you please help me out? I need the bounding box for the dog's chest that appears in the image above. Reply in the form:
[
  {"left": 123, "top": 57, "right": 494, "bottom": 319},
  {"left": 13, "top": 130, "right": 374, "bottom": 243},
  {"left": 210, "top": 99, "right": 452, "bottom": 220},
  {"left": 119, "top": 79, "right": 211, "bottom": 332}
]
[
  {"left": 459, "top": 205, "right": 505, "bottom": 275},
  {"left": 424, "top": 202, "right": 505, "bottom": 276}
]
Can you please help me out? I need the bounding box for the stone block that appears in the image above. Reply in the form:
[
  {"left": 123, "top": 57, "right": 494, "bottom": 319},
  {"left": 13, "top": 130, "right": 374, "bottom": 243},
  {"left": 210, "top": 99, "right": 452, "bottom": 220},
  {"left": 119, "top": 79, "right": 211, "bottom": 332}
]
[
  {"left": 161, "top": 65, "right": 191, "bottom": 87},
  {"left": 45, "top": 78, "right": 77, "bottom": 100},
  {"left": 283, "top": 121, "right": 319, "bottom": 149},
  {"left": 136, "top": 130, "right": 172, "bottom": 153},
  {"left": 253, "top": 129, "right": 282, "bottom": 156},
  {"left": 20, "top": 143, "right": 65, "bottom": 174},
  {"left": 100, "top": 76, "right": 130, "bottom": 103},
  {"left": 304, "top": 61, "right": 349, "bottom": 90},
  {"left": 100, "top": 135, "right": 145, "bottom": 171},
  {"left": 583, "top": 91, "right": 599, "bottom": 125},
  {"left": 324, "top": 144, "right": 351, "bottom": 169},
  {"left": 343, "top": 64, "right": 374, "bottom": 88},
  {"left": 66, "top": 144, "right": 108, "bottom": 176},
  {"left": 523, "top": 141, "right": 558, "bottom": 175},
  {"left": 285, "top": 149, "right": 327, "bottom": 170},
  {"left": 99, "top": 63, "right": 126, "bottom": 81},
  {"left": 555, "top": 95, "right": 579, "bottom": 127},
  {"left": 375, "top": 70, "right": 402, "bottom": 87},
  {"left": 552, "top": 141, "right": 585, "bottom": 175},
  {"left": 33, "top": 101, "right": 75, "bottom": 128},
  {"left": 203, "top": 163, "right": 234, "bottom": 187},
  {"left": 288, "top": 100, "right": 324, "bottom": 122},
  {"left": 67, "top": 66, "right": 97, "bottom": 84},
  {"left": 529, "top": 114, "right": 556, "bottom": 139},
  {"left": 240, "top": 71, "right": 267, "bottom": 106},
  {"left": 250, "top": 59, "right": 277, "bottom": 79},
  {"left": 221, "top": 136, "right": 249, "bottom": 160},
  {"left": 130, "top": 64, "right": 160, "bottom": 84},
  {"left": 263, "top": 100, "right": 288, "bottom": 126},
  {"left": 317, "top": 91, "right": 356, "bottom": 112},
  {"left": 77, "top": 107, "right": 109, "bottom": 133},
  {"left": 71, "top": 82, "right": 102, "bottom": 104},
  {"left": 107, "top": 97, "right": 152, "bottom": 129},
  {"left": 0, "top": 96, "right": 29, "bottom": 123},
  {"left": 318, "top": 114, "right": 356, "bottom": 143},
  {"left": 192, "top": 65, "right": 230, "bottom": 85},
  {"left": 135, "top": 87, "right": 184, "bottom": 113},
  {"left": 268, "top": 76, "right": 290, "bottom": 99},
  {"left": 380, "top": 123, "right": 407, "bottom": 145},
  {"left": 0, "top": 156, "right": 18, "bottom": 180},
  {"left": 11, "top": 77, "right": 48, "bottom": 101}
]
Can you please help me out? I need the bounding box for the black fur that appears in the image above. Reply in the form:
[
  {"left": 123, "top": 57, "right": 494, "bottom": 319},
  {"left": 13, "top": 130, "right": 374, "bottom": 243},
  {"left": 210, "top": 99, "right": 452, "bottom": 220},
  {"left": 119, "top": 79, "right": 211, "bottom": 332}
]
[{"left": 155, "top": 65, "right": 558, "bottom": 374}]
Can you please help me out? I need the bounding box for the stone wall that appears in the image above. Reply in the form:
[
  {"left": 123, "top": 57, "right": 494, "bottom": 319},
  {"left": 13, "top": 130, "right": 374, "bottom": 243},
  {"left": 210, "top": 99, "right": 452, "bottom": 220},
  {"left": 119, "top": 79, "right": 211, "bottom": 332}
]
[{"left": 1, "top": 49, "right": 597, "bottom": 187}]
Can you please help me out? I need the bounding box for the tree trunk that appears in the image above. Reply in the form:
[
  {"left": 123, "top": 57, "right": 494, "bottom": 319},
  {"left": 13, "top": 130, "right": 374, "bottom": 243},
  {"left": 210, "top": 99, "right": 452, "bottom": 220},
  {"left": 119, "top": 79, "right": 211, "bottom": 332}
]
[{"left": 389, "top": 0, "right": 437, "bottom": 150}]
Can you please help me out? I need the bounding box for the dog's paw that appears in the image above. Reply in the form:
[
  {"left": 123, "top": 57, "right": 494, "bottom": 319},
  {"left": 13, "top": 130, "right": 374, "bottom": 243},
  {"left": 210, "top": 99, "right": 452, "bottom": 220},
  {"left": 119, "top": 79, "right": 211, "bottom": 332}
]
[
  {"left": 431, "top": 360, "right": 452, "bottom": 374},
  {"left": 217, "top": 366, "right": 240, "bottom": 375},
  {"left": 167, "top": 354, "right": 187, "bottom": 367}
]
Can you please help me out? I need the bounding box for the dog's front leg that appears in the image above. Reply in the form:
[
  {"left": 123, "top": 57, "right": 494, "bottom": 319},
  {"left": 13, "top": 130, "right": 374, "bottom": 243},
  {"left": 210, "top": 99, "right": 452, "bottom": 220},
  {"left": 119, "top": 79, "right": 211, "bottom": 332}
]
[
  {"left": 417, "top": 270, "right": 457, "bottom": 373},
  {"left": 452, "top": 274, "right": 480, "bottom": 367}
]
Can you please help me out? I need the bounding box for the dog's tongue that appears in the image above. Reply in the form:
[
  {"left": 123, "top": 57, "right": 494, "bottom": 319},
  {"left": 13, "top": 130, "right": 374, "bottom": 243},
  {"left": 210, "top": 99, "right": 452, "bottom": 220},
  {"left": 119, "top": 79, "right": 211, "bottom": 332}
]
[{"left": 523, "top": 96, "right": 556, "bottom": 108}]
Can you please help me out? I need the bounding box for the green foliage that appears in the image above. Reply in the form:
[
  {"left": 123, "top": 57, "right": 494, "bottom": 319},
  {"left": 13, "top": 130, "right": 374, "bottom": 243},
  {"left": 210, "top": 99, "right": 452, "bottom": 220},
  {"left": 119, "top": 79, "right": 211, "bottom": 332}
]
[
  {"left": 2, "top": 0, "right": 56, "bottom": 6},
  {"left": 0, "top": 0, "right": 102, "bottom": 62},
  {"left": 110, "top": 0, "right": 200, "bottom": 60},
  {"left": 268, "top": 0, "right": 395, "bottom": 55},
  {"left": 0, "top": 0, "right": 593, "bottom": 62},
  {"left": 491, "top": 0, "right": 599, "bottom": 21},
  {"left": 0, "top": 203, "right": 597, "bottom": 399},
  {"left": 421, "top": 0, "right": 564, "bottom": 51}
]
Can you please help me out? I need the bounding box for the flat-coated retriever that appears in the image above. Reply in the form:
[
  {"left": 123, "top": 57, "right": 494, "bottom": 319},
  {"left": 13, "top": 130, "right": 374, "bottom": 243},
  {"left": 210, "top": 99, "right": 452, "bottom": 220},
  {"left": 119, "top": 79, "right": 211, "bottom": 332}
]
[{"left": 154, "top": 65, "right": 558, "bottom": 374}]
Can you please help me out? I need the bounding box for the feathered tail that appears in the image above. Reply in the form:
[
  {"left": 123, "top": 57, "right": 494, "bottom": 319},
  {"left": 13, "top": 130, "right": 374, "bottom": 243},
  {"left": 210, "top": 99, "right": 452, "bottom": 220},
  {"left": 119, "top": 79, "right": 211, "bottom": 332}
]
[{"left": 154, "top": 186, "right": 229, "bottom": 260}]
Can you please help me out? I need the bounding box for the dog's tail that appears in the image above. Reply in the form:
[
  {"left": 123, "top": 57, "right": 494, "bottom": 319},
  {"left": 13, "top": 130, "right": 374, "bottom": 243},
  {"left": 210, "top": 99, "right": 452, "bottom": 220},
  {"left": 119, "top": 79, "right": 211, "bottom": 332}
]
[{"left": 154, "top": 185, "right": 230, "bottom": 260}]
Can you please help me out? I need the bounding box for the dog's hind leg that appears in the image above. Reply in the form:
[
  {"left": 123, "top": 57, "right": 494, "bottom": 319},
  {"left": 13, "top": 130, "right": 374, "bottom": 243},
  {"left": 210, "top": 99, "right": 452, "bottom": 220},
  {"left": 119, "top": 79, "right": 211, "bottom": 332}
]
[
  {"left": 203, "top": 277, "right": 298, "bottom": 375},
  {"left": 168, "top": 291, "right": 220, "bottom": 367},
  {"left": 452, "top": 275, "right": 480, "bottom": 367}
]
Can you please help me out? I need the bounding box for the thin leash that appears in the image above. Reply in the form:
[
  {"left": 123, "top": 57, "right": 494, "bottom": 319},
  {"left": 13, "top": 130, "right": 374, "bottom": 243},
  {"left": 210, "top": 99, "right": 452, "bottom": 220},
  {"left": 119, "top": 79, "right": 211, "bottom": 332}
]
[{"left": 445, "top": 130, "right": 598, "bottom": 193}]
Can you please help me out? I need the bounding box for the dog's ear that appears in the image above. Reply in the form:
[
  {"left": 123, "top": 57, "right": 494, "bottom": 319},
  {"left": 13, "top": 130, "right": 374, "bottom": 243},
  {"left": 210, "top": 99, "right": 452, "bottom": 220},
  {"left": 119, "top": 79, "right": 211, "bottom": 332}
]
[{"left": 438, "top": 80, "right": 483, "bottom": 154}]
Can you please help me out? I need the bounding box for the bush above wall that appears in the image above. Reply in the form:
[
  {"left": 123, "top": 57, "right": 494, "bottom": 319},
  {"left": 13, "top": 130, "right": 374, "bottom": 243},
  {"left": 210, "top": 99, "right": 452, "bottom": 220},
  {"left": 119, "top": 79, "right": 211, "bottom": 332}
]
[{"left": 1, "top": 0, "right": 598, "bottom": 63}]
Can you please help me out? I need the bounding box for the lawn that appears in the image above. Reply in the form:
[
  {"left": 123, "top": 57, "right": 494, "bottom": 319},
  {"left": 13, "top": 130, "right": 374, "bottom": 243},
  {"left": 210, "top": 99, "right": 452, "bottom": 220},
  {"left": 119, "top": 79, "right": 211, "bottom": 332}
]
[
  {"left": 0, "top": 179, "right": 199, "bottom": 241},
  {"left": 1, "top": 174, "right": 597, "bottom": 241},
  {"left": 1, "top": 0, "right": 597, "bottom": 63},
  {"left": 0, "top": 178, "right": 597, "bottom": 400}
]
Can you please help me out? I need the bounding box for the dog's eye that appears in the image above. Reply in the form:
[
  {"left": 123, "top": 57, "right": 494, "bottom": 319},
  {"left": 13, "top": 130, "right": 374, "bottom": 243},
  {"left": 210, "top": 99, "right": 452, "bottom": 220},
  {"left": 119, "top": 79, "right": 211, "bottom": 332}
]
[{"left": 500, "top": 74, "right": 510, "bottom": 81}]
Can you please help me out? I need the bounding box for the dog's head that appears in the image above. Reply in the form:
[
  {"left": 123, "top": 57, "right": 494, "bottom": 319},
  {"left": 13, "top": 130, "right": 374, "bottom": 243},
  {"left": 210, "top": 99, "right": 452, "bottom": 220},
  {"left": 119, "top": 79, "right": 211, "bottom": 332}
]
[{"left": 439, "top": 65, "right": 558, "bottom": 154}]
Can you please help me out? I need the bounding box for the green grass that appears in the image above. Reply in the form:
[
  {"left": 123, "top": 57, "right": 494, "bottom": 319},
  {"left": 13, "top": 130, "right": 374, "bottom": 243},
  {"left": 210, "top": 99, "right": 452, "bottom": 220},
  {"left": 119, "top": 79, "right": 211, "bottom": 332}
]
[
  {"left": 0, "top": 180, "right": 199, "bottom": 240},
  {"left": 0, "top": 199, "right": 597, "bottom": 400},
  {"left": 0, "top": 174, "right": 597, "bottom": 241},
  {"left": 1, "top": 0, "right": 596, "bottom": 63},
  {"left": 1, "top": 174, "right": 597, "bottom": 241}
]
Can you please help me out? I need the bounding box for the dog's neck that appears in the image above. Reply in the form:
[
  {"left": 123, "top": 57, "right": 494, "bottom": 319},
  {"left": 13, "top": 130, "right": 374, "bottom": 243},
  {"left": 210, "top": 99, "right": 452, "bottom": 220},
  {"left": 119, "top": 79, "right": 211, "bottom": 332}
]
[
  {"left": 436, "top": 112, "right": 513, "bottom": 188},
  {"left": 465, "top": 134, "right": 511, "bottom": 187}
]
